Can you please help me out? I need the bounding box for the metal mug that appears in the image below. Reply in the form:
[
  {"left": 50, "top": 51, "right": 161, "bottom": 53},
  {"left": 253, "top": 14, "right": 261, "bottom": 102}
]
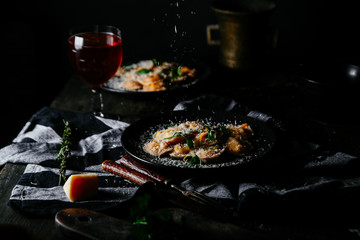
[{"left": 207, "top": 0, "right": 277, "bottom": 71}]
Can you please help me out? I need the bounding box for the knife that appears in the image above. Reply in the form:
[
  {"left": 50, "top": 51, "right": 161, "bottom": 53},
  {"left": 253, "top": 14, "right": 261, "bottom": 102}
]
[
  {"left": 101, "top": 155, "right": 234, "bottom": 222},
  {"left": 55, "top": 207, "right": 270, "bottom": 240},
  {"left": 55, "top": 208, "right": 136, "bottom": 240}
]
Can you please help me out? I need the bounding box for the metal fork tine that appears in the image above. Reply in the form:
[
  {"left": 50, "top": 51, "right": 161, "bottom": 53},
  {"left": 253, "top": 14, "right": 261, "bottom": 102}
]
[
  {"left": 188, "top": 191, "right": 227, "bottom": 212},
  {"left": 170, "top": 184, "right": 227, "bottom": 213}
]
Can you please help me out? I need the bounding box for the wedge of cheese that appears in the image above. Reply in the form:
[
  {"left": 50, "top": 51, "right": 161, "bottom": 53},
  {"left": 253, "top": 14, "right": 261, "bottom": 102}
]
[{"left": 63, "top": 173, "right": 98, "bottom": 201}]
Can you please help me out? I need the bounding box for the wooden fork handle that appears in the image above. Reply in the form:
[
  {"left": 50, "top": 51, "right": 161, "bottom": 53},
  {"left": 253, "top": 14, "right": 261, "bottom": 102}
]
[
  {"left": 101, "top": 160, "right": 154, "bottom": 185},
  {"left": 119, "top": 155, "right": 167, "bottom": 183}
]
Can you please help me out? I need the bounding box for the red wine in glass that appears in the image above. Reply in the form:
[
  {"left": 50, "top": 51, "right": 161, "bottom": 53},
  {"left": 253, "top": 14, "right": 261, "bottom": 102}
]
[{"left": 68, "top": 25, "right": 123, "bottom": 117}]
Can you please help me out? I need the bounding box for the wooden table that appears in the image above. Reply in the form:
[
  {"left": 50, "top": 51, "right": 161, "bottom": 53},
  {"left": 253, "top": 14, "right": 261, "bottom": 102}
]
[
  {"left": 0, "top": 74, "right": 201, "bottom": 239},
  {"left": 1, "top": 62, "right": 360, "bottom": 239}
]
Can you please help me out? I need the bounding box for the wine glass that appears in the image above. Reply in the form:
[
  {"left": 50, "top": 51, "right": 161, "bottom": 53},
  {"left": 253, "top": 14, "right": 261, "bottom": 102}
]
[{"left": 68, "top": 25, "right": 123, "bottom": 117}]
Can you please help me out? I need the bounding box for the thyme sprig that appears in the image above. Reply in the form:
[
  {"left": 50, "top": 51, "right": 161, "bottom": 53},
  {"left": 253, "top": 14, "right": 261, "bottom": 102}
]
[{"left": 56, "top": 120, "right": 72, "bottom": 185}]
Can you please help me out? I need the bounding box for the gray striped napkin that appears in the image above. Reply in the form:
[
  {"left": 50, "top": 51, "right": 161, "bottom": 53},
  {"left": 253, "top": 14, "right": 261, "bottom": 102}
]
[{"left": 0, "top": 107, "right": 139, "bottom": 216}]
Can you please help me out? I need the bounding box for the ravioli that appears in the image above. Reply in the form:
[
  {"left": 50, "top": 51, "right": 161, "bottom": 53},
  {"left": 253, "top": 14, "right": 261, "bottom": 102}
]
[{"left": 143, "top": 121, "right": 254, "bottom": 164}]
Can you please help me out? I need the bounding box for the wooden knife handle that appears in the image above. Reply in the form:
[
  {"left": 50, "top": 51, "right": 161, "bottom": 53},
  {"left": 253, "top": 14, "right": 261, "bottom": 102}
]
[
  {"left": 101, "top": 160, "right": 154, "bottom": 185},
  {"left": 119, "top": 155, "right": 167, "bottom": 183}
]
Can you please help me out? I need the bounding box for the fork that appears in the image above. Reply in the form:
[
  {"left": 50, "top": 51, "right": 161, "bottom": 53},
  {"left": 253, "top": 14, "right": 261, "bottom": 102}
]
[{"left": 101, "top": 155, "right": 232, "bottom": 221}]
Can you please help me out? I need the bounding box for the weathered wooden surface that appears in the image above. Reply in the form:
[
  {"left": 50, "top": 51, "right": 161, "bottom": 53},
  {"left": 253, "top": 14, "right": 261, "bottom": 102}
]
[
  {"left": 0, "top": 164, "right": 64, "bottom": 239},
  {"left": 1, "top": 67, "right": 360, "bottom": 239},
  {"left": 0, "top": 76, "right": 192, "bottom": 240}
]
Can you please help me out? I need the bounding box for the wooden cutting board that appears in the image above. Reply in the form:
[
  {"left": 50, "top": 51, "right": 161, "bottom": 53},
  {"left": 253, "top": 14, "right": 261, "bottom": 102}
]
[{"left": 55, "top": 208, "right": 268, "bottom": 240}]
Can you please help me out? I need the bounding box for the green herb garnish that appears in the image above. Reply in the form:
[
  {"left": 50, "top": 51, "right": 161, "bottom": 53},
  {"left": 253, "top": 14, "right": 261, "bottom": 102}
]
[
  {"left": 218, "top": 126, "right": 232, "bottom": 139},
  {"left": 201, "top": 123, "right": 217, "bottom": 142},
  {"left": 166, "top": 132, "right": 194, "bottom": 149},
  {"left": 152, "top": 58, "right": 159, "bottom": 66},
  {"left": 207, "top": 129, "right": 217, "bottom": 142},
  {"left": 130, "top": 193, "right": 152, "bottom": 225},
  {"left": 133, "top": 216, "right": 148, "bottom": 225},
  {"left": 189, "top": 155, "right": 202, "bottom": 165},
  {"left": 137, "top": 69, "right": 151, "bottom": 74},
  {"left": 129, "top": 193, "right": 153, "bottom": 240},
  {"left": 56, "top": 120, "right": 72, "bottom": 185},
  {"left": 170, "top": 66, "right": 182, "bottom": 82}
]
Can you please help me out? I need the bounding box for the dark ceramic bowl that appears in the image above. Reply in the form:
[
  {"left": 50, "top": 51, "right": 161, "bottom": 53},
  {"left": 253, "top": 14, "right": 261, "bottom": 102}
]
[
  {"left": 299, "top": 61, "right": 360, "bottom": 91},
  {"left": 295, "top": 60, "right": 360, "bottom": 123}
]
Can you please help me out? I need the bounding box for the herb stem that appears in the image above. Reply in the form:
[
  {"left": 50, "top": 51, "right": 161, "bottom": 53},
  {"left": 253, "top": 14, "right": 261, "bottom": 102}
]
[{"left": 56, "top": 120, "right": 72, "bottom": 185}]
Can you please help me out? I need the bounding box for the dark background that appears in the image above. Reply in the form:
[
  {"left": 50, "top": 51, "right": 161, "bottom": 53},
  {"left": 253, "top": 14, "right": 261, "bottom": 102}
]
[{"left": 2, "top": 0, "right": 360, "bottom": 147}]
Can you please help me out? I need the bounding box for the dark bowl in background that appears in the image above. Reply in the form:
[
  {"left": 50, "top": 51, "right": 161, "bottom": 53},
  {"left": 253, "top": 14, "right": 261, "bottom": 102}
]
[
  {"left": 295, "top": 60, "right": 360, "bottom": 123},
  {"left": 299, "top": 61, "right": 360, "bottom": 92}
]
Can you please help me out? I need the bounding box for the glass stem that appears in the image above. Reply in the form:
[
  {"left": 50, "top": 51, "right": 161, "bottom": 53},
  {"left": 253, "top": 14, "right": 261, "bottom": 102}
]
[{"left": 91, "top": 87, "right": 104, "bottom": 117}]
